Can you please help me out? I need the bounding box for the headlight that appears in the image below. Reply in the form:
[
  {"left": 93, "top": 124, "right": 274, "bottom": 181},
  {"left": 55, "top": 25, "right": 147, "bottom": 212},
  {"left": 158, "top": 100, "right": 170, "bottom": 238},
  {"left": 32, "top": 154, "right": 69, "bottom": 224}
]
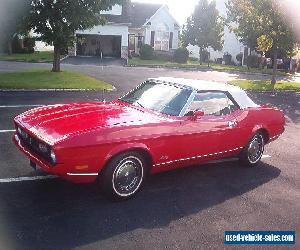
[
  {"left": 50, "top": 150, "right": 56, "bottom": 165},
  {"left": 17, "top": 127, "right": 28, "bottom": 139}
]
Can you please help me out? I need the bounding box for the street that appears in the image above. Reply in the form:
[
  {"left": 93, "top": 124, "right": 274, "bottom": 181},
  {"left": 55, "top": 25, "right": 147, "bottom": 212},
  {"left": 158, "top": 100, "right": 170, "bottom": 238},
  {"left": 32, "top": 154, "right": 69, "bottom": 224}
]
[{"left": 0, "top": 63, "right": 299, "bottom": 249}]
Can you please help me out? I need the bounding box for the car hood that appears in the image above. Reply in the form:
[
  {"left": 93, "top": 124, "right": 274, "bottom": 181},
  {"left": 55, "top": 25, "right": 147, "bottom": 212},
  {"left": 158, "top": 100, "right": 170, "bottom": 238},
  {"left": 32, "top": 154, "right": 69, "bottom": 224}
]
[{"left": 14, "top": 101, "right": 168, "bottom": 145}]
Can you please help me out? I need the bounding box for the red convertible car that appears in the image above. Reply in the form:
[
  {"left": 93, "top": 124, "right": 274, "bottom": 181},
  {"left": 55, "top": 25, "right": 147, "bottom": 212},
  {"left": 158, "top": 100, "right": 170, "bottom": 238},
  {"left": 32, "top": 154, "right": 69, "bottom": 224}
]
[{"left": 13, "top": 77, "right": 285, "bottom": 200}]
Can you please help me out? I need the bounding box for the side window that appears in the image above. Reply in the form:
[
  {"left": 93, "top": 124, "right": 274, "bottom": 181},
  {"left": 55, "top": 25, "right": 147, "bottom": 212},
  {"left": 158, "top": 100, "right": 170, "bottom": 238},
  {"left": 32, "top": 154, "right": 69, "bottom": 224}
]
[{"left": 185, "top": 91, "right": 239, "bottom": 116}]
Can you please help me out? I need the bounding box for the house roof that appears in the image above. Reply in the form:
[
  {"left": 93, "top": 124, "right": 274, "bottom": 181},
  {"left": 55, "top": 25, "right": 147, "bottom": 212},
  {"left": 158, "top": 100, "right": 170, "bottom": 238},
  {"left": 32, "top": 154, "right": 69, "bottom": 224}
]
[
  {"left": 103, "top": 2, "right": 163, "bottom": 27},
  {"left": 102, "top": 14, "right": 131, "bottom": 24},
  {"left": 130, "top": 3, "right": 162, "bottom": 28}
]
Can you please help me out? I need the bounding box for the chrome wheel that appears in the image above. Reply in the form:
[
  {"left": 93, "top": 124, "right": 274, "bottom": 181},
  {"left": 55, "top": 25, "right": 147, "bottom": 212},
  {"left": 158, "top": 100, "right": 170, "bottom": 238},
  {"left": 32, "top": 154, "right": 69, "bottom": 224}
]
[
  {"left": 112, "top": 156, "right": 144, "bottom": 197},
  {"left": 247, "top": 134, "right": 264, "bottom": 164}
]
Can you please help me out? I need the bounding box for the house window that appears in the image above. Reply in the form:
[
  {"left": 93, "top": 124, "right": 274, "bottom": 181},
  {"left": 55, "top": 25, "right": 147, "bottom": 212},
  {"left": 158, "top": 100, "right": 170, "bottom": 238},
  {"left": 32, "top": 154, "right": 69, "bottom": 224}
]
[
  {"left": 154, "top": 23, "right": 170, "bottom": 51},
  {"left": 154, "top": 31, "right": 169, "bottom": 51}
]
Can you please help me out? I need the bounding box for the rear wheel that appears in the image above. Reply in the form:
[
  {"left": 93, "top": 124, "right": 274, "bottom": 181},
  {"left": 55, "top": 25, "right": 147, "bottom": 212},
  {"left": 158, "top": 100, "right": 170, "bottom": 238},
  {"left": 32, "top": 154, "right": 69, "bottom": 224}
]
[
  {"left": 239, "top": 132, "right": 264, "bottom": 167},
  {"left": 99, "top": 151, "right": 147, "bottom": 201}
]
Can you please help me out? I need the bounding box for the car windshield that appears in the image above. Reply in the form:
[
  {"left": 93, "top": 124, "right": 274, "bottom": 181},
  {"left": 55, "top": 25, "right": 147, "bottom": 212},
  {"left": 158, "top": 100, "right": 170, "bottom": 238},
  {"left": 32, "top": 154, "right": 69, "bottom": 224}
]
[{"left": 120, "top": 81, "right": 193, "bottom": 116}]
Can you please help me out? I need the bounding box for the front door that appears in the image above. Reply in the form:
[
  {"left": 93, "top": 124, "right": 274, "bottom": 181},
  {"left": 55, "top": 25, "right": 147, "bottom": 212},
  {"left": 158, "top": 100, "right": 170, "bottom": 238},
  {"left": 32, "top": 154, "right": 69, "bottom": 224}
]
[{"left": 178, "top": 91, "right": 242, "bottom": 162}]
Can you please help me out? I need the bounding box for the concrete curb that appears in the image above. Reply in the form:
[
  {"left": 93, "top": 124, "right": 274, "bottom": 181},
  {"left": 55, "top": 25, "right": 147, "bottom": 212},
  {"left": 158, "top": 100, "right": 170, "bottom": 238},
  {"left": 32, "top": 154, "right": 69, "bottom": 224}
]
[
  {"left": 0, "top": 59, "right": 52, "bottom": 64},
  {"left": 0, "top": 86, "right": 117, "bottom": 92},
  {"left": 246, "top": 89, "right": 299, "bottom": 93},
  {"left": 0, "top": 54, "right": 69, "bottom": 64}
]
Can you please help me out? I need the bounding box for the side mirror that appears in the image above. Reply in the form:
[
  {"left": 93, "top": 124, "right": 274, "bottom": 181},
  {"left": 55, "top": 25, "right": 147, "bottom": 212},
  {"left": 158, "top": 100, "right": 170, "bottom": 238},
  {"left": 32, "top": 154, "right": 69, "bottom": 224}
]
[
  {"left": 190, "top": 109, "right": 204, "bottom": 120},
  {"left": 194, "top": 109, "right": 205, "bottom": 117}
]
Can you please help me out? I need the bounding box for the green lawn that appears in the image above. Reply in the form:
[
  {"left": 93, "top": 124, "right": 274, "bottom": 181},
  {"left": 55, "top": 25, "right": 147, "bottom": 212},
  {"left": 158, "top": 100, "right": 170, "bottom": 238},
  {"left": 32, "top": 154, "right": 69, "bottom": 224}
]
[
  {"left": 128, "top": 58, "right": 288, "bottom": 76},
  {"left": 0, "top": 51, "right": 54, "bottom": 63},
  {"left": 129, "top": 58, "right": 200, "bottom": 67},
  {"left": 229, "top": 80, "right": 300, "bottom": 90},
  {"left": 0, "top": 69, "right": 113, "bottom": 90}
]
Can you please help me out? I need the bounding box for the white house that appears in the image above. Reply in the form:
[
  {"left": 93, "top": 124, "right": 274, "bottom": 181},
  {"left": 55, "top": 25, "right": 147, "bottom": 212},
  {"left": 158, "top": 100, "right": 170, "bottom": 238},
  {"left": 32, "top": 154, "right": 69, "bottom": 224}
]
[
  {"left": 69, "top": 1, "right": 180, "bottom": 60},
  {"left": 187, "top": 0, "right": 247, "bottom": 64}
]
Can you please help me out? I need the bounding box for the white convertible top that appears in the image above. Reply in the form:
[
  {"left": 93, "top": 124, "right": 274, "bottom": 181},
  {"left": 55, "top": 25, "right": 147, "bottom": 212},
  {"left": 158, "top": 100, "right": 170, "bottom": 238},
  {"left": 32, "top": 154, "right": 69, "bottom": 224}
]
[{"left": 149, "top": 77, "right": 259, "bottom": 109}]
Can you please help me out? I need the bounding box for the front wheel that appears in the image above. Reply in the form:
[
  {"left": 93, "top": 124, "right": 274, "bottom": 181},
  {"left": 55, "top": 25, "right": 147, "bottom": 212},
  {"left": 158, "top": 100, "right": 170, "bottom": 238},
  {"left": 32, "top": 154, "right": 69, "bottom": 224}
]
[
  {"left": 239, "top": 132, "right": 265, "bottom": 167},
  {"left": 99, "top": 151, "right": 147, "bottom": 201}
]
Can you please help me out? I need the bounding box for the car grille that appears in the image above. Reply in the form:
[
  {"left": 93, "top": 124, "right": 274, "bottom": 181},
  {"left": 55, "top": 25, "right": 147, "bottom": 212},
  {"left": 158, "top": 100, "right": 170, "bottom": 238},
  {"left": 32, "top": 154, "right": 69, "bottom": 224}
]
[{"left": 17, "top": 128, "right": 52, "bottom": 165}]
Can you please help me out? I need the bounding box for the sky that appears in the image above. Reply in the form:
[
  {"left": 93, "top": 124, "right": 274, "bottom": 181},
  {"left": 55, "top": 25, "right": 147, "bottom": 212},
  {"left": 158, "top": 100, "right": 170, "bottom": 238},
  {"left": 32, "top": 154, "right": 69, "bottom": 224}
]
[{"left": 134, "top": 0, "right": 300, "bottom": 27}]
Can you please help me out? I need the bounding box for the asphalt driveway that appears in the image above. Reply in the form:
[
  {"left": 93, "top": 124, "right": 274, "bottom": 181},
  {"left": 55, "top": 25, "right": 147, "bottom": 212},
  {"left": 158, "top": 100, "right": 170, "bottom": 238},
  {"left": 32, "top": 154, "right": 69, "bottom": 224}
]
[
  {"left": 0, "top": 62, "right": 299, "bottom": 249},
  {"left": 1, "top": 60, "right": 300, "bottom": 95}
]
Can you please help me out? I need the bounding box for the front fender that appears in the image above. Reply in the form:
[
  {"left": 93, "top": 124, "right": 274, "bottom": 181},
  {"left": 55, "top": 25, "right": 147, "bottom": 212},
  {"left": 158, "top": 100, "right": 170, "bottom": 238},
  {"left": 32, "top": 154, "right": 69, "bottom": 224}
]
[
  {"left": 103, "top": 142, "right": 153, "bottom": 166},
  {"left": 251, "top": 124, "right": 265, "bottom": 135},
  {"left": 249, "top": 124, "right": 272, "bottom": 144}
]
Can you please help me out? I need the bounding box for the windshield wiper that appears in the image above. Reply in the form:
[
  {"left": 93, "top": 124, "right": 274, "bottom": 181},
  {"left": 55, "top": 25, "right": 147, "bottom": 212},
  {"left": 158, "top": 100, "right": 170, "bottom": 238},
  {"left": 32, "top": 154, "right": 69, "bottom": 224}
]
[
  {"left": 120, "top": 97, "right": 144, "bottom": 108},
  {"left": 135, "top": 101, "right": 144, "bottom": 108},
  {"left": 119, "top": 98, "right": 144, "bottom": 108}
]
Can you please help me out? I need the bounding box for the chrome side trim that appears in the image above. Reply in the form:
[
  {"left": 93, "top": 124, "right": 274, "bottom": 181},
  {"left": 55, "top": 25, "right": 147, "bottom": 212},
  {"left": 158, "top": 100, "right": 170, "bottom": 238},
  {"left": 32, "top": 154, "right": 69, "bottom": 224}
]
[
  {"left": 66, "top": 173, "right": 98, "bottom": 176},
  {"left": 154, "top": 147, "right": 244, "bottom": 167}
]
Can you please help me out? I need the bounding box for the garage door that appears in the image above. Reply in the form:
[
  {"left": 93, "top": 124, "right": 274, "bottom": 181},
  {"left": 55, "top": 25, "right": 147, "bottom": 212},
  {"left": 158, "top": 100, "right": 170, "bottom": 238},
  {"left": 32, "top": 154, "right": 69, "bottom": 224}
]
[{"left": 76, "top": 35, "right": 121, "bottom": 58}]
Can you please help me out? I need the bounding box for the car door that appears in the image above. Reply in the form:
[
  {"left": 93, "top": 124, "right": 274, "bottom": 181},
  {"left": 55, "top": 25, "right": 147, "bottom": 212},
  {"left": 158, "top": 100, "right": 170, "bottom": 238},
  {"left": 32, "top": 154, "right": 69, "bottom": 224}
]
[{"left": 177, "top": 91, "right": 243, "bottom": 161}]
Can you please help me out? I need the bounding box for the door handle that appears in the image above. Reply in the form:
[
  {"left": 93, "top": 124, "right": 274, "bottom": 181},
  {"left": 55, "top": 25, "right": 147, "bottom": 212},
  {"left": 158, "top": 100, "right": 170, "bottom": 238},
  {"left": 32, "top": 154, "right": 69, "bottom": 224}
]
[{"left": 228, "top": 120, "right": 238, "bottom": 128}]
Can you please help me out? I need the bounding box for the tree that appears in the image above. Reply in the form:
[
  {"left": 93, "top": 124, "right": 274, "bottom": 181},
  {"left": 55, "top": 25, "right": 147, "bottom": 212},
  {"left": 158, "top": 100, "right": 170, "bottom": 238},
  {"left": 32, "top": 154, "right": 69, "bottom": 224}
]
[
  {"left": 226, "top": 0, "right": 260, "bottom": 53},
  {"left": 26, "top": 0, "right": 122, "bottom": 72},
  {"left": 182, "top": 0, "right": 224, "bottom": 66},
  {"left": 227, "top": 0, "right": 298, "bottom": 84},
  {"left": 0, "top": 0, "right": 30, "bottom": 54}
]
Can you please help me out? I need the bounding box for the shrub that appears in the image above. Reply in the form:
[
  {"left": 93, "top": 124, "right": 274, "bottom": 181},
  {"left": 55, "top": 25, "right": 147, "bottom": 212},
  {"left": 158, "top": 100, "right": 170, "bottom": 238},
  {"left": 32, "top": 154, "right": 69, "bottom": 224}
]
[
  {"left": 11, "top": 36, "right": 35, "bottom": 54},
  {"left": 12, "top": 36, "right": 23, "bottom": 53},
  {"left": 154, "top": 50, "right": 173, "bottom": 61},
  {"left": 189, "top": 57, "right": 198, "bottom": 62},
  {"left": 173, "top": 47, "right": 189, "bottom": 63},
  {"left": 236, "top": 53, "right": 243, "bottom": 64},
  {"left": 21, "top": 47, "right": 29, "bottom": 54},
  {"left": 216, "top": 58, "right": 223, "bottom": 64},
  {"left": 23, "top": 37, "right": 35, "bottom": 53},
  {"left": 247, "top": 55, "right": 260, "bottom": 68},
  {"left": 139, "top": 44, "right": 154, "bottom": 60},
  {"left": 223, "top": 52, "right": 232, "bottom": 65}
]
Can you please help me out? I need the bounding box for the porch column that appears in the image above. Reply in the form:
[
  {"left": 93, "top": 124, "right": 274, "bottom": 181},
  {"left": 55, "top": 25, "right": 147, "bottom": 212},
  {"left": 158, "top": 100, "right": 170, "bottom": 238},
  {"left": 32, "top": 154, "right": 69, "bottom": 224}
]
[
  {"left": 121, "top": 30, "right": 129, "bottom": 60},
  {"left": 121, "top": 46, "right": 128, "bottom": 60}
]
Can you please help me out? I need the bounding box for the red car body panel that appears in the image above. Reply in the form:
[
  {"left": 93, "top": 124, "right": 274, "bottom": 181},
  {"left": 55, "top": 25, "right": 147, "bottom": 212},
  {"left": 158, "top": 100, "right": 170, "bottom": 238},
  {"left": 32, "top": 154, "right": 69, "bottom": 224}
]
[{"left": 13, "top": 99, "right": 285, "bottom": 183}]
